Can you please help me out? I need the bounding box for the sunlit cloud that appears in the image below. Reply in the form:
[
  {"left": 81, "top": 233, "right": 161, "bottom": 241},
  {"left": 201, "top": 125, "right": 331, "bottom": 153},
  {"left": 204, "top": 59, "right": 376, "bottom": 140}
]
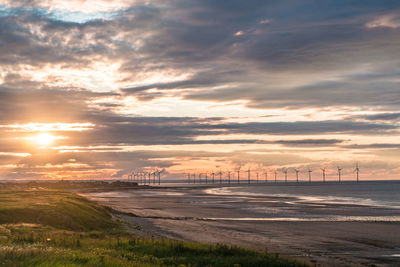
[
  {"left": 1, "top": 123, "right": 94, "bottom": 132},
  {"left": 366, "top": 14, "right": 400, "bottom": 29},
  {"left": 234, "top": 31, "right": 245, "bottom": 36},
  {"left": 0, "top": 0, "right": 136, "bottom": 13},
  {"left": 259, "top": 19, "right": 271, "bottom": 24}
]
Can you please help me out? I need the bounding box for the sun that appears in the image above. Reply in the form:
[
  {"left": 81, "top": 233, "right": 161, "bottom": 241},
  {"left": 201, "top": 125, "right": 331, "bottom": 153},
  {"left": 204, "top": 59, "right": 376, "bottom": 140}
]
[{"left": 33, "top": 133, "right": 57, "bottom": 146}]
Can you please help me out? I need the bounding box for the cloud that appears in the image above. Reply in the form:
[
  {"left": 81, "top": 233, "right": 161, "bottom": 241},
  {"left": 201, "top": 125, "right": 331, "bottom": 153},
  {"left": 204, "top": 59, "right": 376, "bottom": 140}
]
[
  {"left": 363, "top": 113, "right": 400, "bottom": 121},
  {"left": 275, "top": 139, "right": 343, "bottom": 147},
  {"left": 366, "top": 13, "right": 400, "bottom": 29},
  {"left": 344, "top": 143, "right": 400, "bottom": 149},
  {"left": 0, "top": 0, "right": 137, "bottom": 13},
  {"left": 1, "top": 1, "right": 400, "bottom": 179}
]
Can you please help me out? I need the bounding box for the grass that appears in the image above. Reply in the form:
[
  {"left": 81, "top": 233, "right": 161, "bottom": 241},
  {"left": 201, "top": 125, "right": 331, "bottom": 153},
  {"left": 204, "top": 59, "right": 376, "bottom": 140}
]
[{"left": 0, "top": 188, "right": 307, "bottom": 266}]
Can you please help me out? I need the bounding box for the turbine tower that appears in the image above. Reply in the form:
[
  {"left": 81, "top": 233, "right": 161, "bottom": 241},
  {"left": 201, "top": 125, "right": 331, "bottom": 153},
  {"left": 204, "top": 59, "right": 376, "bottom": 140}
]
[
  {"left": 355, "top": 163, "right": 360, "bottom": 182},
  {"left": 237, "top": 167, "right": 241, "bottom": 184},
  {"left": 227, "top": 170, "right": 231, "bottom": 184},
  {"left": 264, "top": 169, "right": 268, "bottom": 183},
  {"left": 321, "top": 168, "right": 326, "bottom": 182},
  {"left": 247, "top": 167, "right": 251, "bottom": 184},
  {"left": 295, "top": 169, "right": 300, "bottom": 182},
  {"left": 205, "top": 171, "right": 208, "bottom": 184},
  {"left": 337, "top": 166, "right": 342, "bottom": 182},
  {"left": 274, "top": 170, "right": 277, "bottom": 182},
  {"left": 219, "top": 169, "right": 222, "bottom": 183},
  {"left": 308, "top": 167, "right": 312, "bottom": 182},
  {"left": 157, "top": 169, "right": 163, "bottom": 185},
  {"left": 199, "top": 173, "right": 202, "bottom": 184},
  {"left": 211, "top": 171, "right": 215, "bottom": 184},
  {"left": 282, "top": 168, "right": 288, "bottom": 182}
]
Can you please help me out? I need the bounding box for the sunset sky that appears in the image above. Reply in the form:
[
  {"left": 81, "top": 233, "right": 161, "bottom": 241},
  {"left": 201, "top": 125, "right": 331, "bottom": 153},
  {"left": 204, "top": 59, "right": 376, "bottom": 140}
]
[{"left": 0, "top": 0, "right": 399, "bottom": 181}]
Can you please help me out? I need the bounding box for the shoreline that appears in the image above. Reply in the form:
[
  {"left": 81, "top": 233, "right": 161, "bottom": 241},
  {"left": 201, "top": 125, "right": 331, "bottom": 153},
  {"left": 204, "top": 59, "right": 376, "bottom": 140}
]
[{"left": 81, "top": 185, "right": 400, "bottom": 267}]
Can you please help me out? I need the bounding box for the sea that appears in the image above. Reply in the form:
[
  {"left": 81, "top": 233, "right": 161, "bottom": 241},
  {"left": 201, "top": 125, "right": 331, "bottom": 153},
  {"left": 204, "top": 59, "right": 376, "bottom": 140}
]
[{"left": 143, "top": 180, "right": 400, "bottom": 222}]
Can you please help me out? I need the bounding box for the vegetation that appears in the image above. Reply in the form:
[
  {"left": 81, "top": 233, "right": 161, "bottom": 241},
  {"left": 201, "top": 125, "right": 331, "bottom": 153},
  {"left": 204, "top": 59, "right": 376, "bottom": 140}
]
[{"left": 0, "top": 188, "right": 306, "bottom": 266}]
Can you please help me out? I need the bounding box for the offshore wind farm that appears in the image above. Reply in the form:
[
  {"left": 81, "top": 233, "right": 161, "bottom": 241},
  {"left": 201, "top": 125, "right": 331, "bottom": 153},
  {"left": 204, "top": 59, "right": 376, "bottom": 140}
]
[{"left": 127, "top": 163, "right": 364, "bottom": 185}]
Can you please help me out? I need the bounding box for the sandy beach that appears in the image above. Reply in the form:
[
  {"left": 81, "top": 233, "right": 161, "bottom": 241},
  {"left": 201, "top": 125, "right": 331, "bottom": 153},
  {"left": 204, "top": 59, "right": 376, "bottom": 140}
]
[{"left": 81, "top": 184, "right": 400, "bottom": 266}]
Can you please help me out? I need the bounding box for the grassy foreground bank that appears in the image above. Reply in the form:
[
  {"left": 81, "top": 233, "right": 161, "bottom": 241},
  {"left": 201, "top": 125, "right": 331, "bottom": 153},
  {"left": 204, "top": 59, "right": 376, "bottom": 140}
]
[{"left": 0, "top": 188, "right": 306, "bottom": 266}]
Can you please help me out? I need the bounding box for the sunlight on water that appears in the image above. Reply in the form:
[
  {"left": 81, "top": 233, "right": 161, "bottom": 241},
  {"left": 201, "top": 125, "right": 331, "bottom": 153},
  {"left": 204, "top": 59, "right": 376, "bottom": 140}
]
[
  {"left": 202, "top": 216, "right": 400, "bottom": 222},
  {"left": 205, "top": 182, "right": 400, "bottom": 209}
]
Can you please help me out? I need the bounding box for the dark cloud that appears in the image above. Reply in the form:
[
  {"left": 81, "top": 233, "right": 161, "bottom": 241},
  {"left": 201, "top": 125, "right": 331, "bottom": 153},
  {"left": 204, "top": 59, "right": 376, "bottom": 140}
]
[
  {"left": 275, "top": 139, "right": 343, "bottom": 147},
  {"left": 344, "top": 144, "right": 400, "bottom": 149},
  {"left": 363, "top": 113, "right": 400, "bottom": 121},
  {"left": 58, "top": 117, "right": 398, "bottom": 148}
]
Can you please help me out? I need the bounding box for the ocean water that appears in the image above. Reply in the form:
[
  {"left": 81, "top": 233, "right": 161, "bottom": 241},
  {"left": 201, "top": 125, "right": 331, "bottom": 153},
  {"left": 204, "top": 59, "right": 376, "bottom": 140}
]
[
  {"left": 199, "top": 181, "right": 400, "bottom": 222},
  {"left": 206, "top": 180, "right": 400, "bottom": 209}
]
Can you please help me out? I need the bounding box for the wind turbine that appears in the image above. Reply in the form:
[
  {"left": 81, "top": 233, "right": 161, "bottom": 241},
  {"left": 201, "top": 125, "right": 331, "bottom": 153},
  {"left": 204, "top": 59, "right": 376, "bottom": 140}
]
[
  {"left": 321, "top": 168, "right": 326, "bottom": 182},
  {"left": 199, "top": 172, "right": 202, "bottom": 184},
  {"left": 187, "top": 172, "right": 191, "bottom": 184},
  {"left": 193, "top": 172, "right": 196, "bottom": 184},
  {"left": 205, "top": 171, "right": 208, "bottom": 184},
  {"left": 274, "top": 170, "right": 277, "bottom": 182},
  {"left": 247, "top": 167, "right": 251, "bottom": 184},
  {"left": 156, "top": 168, "right": 163, "bottom": 185},
  {"left": 227, "top": 170, "right": 231, "bottom": 184},
  {"left": 211, "top": 171, "right": 215, "bottom": 184},
  {"left": 337, "top": 166, "right": 342, "bottom": 182},
  {"left": 264, "top": 169, "right": 268, "bottom": 183},
  {"left": 219, "top": 169, "right": 222, "bottom": 183},
  {"left": 355, "top": 163, "right": 360, "bottom": 182},
  {"left": 282, "top": 168, "right": 288, "bottom": 182},
  {"left": 237, "top": 167, "right": 241, "bottom": 184},
  {"left": 295, "top": 169, "right": 300, "bottom": 182},
  {"left": 256, "top": 170, "right": 259, "bottom": 183},
  {"left": 308, "top": 167, "right": 312, "bottom": 182}
]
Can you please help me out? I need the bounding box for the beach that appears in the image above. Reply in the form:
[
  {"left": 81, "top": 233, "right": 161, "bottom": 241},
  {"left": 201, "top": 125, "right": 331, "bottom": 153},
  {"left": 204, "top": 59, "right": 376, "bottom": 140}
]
[{"left": 81, "top": 181, "right": 400, "bottom": 266}]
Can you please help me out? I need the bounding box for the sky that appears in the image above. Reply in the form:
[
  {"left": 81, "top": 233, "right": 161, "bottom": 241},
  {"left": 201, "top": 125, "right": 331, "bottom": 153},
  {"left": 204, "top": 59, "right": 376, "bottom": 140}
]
[{"left": 0, "top": 0, "right": 399, "bottom": 181}]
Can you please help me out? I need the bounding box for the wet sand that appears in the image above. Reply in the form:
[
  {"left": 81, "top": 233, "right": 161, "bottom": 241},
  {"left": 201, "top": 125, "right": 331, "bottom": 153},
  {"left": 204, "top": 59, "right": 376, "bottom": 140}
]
[{"left": 81, "top": 186, "right": 400, "bottom": 266}]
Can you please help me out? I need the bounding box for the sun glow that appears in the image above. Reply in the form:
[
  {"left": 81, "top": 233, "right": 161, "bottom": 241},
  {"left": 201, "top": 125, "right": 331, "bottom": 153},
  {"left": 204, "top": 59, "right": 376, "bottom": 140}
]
[{"left": 32, "top": 133, "right": 58, "bottom": 146}]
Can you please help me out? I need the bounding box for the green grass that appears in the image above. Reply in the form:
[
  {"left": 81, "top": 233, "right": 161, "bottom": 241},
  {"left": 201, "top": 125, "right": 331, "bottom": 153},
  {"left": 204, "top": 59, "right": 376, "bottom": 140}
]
[
  {"left": 0, "top": 190, "right": 118, "bottom": 231},
  {"left": 0, "top": 189, "right": 307, "bottom": 266}
]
